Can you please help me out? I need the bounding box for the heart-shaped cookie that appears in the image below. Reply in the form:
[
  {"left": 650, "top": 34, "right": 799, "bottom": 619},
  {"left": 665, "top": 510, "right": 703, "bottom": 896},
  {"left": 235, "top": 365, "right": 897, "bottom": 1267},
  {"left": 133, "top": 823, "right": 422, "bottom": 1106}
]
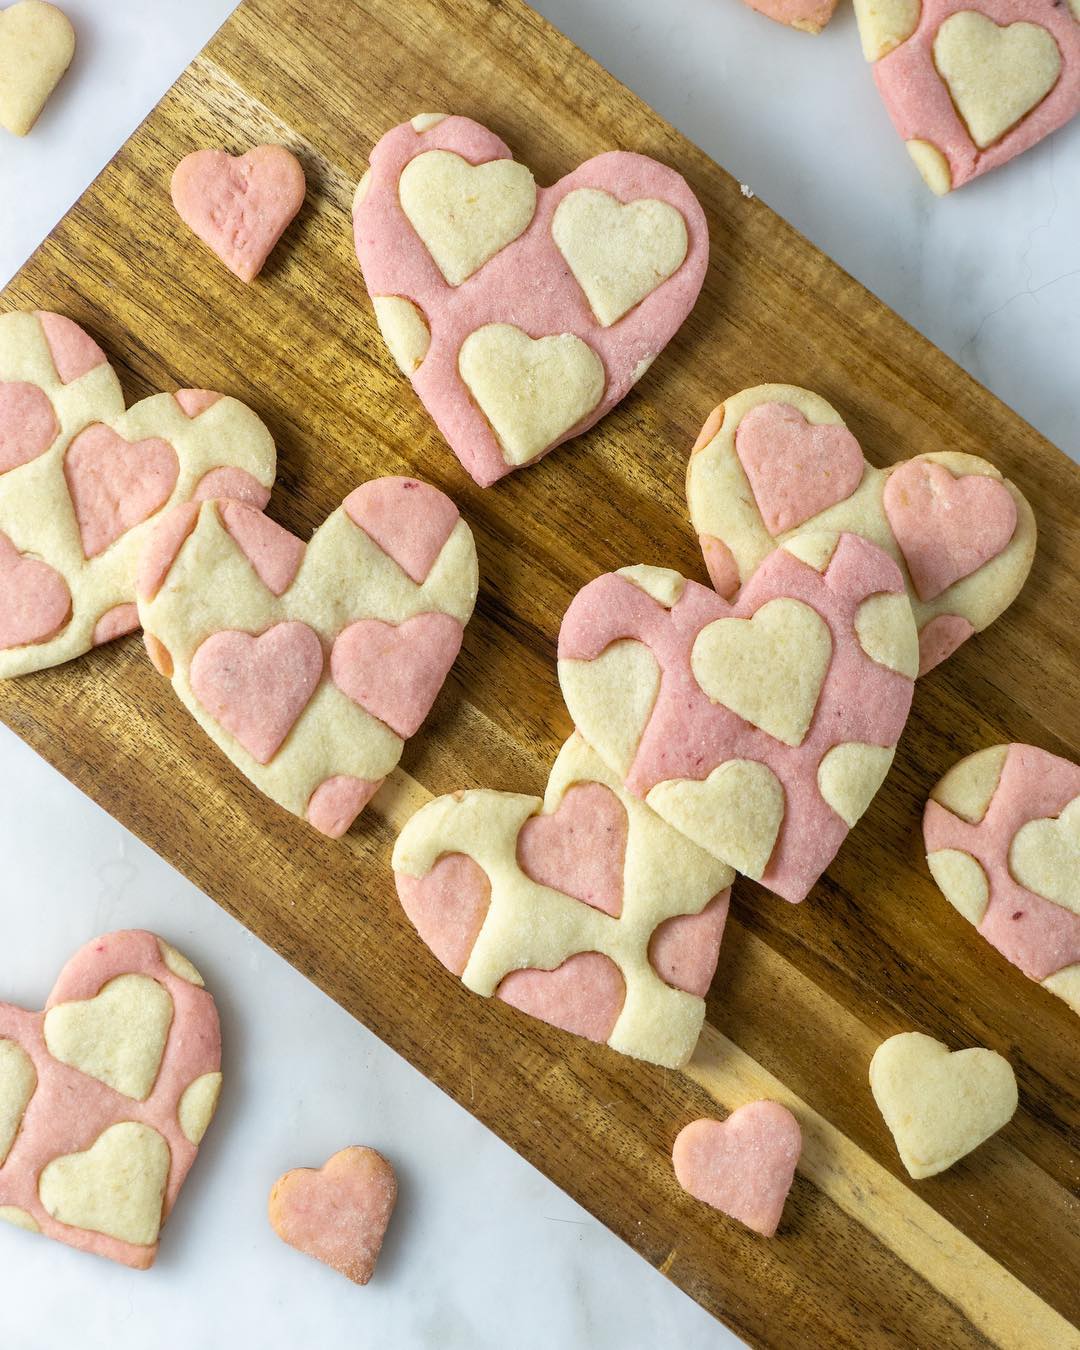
[
  {"left": 869, "top": 1031, "right": 1017, "bottom": 1179},
  {"left": 0, "top": 930, "right": 221, "bottom": 1267},
  {"left": 0, "top": 2, "right": 75, "bottom": 137},
  {"left": 137, "top": 478, "right": 478, "bottom": 837},
  {"left": 393, "top": 734, "right": 734, "bottom": 1068},
  {"left": 672, "top": 1102, "right": 803, "bottom": 1237},
  {"left": 269, "top": 1146, "right": 397, "bottom": 1285},
  {"left": 353, "top": 113, "right": 708, "bottom": 486},
  {"left": 853, "top": 0, "right": 1080, "bottom": 193},
  {"left": 686, "top": 384, "right": 1035, "bottom": 674},
  {"left": 559, "top": 531, "right": 917, "bottom": 903},
  {"left": 0, "top": 310, "right": 276, "bottom": 677},
  {"left": 924, "top": 743, "right": 1080, "bottom": 1016}
]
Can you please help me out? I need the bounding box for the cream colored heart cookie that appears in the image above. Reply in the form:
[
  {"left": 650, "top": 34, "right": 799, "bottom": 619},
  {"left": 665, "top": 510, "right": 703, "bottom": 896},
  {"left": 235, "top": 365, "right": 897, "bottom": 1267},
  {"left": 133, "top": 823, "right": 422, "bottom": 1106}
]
[{"left": 0, "top": 2, "right": 74, "bottom": 136}]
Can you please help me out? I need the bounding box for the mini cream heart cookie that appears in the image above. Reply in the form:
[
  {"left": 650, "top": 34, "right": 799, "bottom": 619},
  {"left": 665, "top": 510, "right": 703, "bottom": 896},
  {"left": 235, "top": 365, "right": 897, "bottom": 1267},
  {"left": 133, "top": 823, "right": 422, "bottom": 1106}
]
[
  {"left": 924, "top": 743, "right": 1080, "bottom": 1016},
  {"left": 686, "top": 385, "right": 1035, "bottom": 674},
  {"left": 353, "top": 114, "right": 708, "bottom": 486},
  {"left": 0, "top": 2, "right": 75, "bottom": 137},
  {"left": 137, "top": 478, "right": 478, "bottom": 837},
  {"left": 0, "top": 931, "right": 221, "bottom": 1268},
  {"left": 869, "top": 1031, "right": 1017, "bottom": 1178},
  {"left": 854, "top": 0, "right": 1080, "bottom": 193},
  {"left": 558, "top": 531, "right": 917, "bottom": 903},
  {"left": 393, "top": 734, "right": 734, "bottom": 1069},
  {"left": 0, "top": 310, "right": 276, "bottom": 677}
]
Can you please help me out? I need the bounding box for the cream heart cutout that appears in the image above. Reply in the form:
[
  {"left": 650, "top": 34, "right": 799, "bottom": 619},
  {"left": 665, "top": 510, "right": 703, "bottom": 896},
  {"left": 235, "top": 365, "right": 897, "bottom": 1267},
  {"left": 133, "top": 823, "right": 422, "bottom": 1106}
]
[
  {"left": 0, "top": 1, "right": 75, "bottom": 137},
  {"left": 551, "top": 188, "right": 689, "bottom": 327},
  {"left": 38, "top": 1122, "right": 171, "bottom": 1247},
  {"left": 869, "top": 1032, "right": 1017, "bottom": 1179},
  {"left": 1008, "top": 795, "right": 1080, "bottom": 917},
  {"left": 647, "top": 760, "right": 784, "bottom": 881},
  {"left": 0, "top": 1039, "right": 35, "bottom": 1165},
  {"left": 933, "top": 13, "right": 1062, "bottom": 150}
]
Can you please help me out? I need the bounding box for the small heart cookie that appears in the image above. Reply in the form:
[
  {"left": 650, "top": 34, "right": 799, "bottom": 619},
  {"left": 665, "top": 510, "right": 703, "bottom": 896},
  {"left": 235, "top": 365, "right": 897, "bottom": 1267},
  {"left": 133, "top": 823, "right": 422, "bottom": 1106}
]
[
  {"left": 924, "top": 743, "right": 1080, "bottom": 1016},
  {"left": 741, "top": 0, "right": 839, "bottom": 35},
  {"left": 686, "top": 385, "right": 1035, "bottom": 674},
  {"left": 0, "top": 310, "right": 276, "bottom": 677},
  {"left": 558, "top": 531, "right": 917, "bottom": 903},
  {"left": 269, "top": 1146, "right": 397, "bottom": 1285},
  {"left": 672, "top": 1102, "right": 802, "bottom": 1237},
  {"left": 353, "top": 113, "right": 708, "bottom": 486},
  {"left": 0, "top": 2, "right": 75, "bottom": 137},
  {"left": 137, "top": 478, "right": 478, "bottom": 836},
  {"left": 853, "top": 0, "right": 1080, "bottom": 194},
  {"left": 393, "top": 734, "right": 734, "bottom": 1068},
  {"left": 869, "top": 1031, "right": 1017, "bottom": 1179},
  {"left": 0, "top": 931, "right": 221, "bottom": 1267},
  {"left": 171, "top": 145, "right": 306, "bottom": 282}
]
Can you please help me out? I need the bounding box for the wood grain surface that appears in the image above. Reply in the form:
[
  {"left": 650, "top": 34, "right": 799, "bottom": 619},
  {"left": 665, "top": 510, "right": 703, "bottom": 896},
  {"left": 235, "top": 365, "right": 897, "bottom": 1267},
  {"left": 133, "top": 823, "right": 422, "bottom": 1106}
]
[{"left": 2, "top": 1, "right": 1077, "bottom": 1344}]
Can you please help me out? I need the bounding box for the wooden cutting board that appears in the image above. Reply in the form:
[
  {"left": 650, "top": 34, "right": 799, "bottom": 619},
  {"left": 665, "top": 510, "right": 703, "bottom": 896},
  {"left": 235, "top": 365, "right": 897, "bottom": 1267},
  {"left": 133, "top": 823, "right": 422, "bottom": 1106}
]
[{"left": 2, "top": 1, "right": 1077, "bottom": 1343}]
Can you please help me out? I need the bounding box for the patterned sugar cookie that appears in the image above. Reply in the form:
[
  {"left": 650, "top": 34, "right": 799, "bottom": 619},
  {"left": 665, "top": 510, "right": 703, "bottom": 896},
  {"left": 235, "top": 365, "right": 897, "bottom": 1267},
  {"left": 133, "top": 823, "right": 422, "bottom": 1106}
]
[
  {"left": 558, "top": 531, "right": 917, "bottom": 904},
  {"left": 924, "top": 743, "right": 1080, "bottom": 1015},
  {"left": 137, "top": 478, "right": 478, "bottom": 837},
  {"left": 393, "top": 734, "right": 734, "bottom": 1069},
  {"left": 353, "top": 113, "right": 708, "bottom": 486},
  {"left": 686, "top": 385, "right": 1035, "bottom": 674},
  {"left": 0, "top": 1, "right": 75, "bottom": 137},
  {"left": 0, "top": 931, "right": 221, "bottom": 1268},
  {"left": 854, "top": 0, "right": 1080, "bottom": 193},
  {"left": 0, "top": 309, "right": 276, "bottom": 678},
  {"left": 741, "top": 0, "right": 839, "bottom": 34}
]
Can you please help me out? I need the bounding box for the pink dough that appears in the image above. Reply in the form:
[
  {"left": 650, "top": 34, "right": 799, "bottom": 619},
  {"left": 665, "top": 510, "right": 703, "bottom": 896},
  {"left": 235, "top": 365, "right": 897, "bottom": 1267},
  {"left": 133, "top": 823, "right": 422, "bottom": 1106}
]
[
  {"left": 344, "top": 476, "right": 460, "bottom": 584},
  {"left": 924, "top": 743, "right": 1080, "bottom": 981},
  {"left": 189, "top": 621, "right": 324, "bottom": 764},
  {"left": 734, "top": 402, "right": 865, "bottom": 537},
  {"left": 699, "top": 534, "right": 740, "bottom": 600},
  {"left": 396, "top": 853, "right": 492, "bottom": 977},
  {"left": 192, "top": 466, "right": 271, "bottom": 509},
  {"left": 648, "top": 892, "right": 730, "bottom": 996},
  {"left": 173, "top": 389, "right": 222, "bottom": 418},
  {"left": 516, "top": 783, "right": 628, "bottom": 917},
  {"left": 63, "top": 424, "right": 179, "bottom": 559},
  {"left": 136, "top": 502, "right": 200, "bottom": 602},
  {"left": 873, "top": 0, "right": 1080, "bottom": 191},
  {"left": 330, "top": 613, "right": 464, "bottom": 739},
  {"left": 0, "top": 531, "right": 71, "bottom": 649},
  {"left": 559, "top": 532, "right": 915, "bottom": 903},
  {"left": 306, "top": 775, "right": 382, "bottom": 839},
  {"left": 917, "top": 613, "right": 975, "bottom": 675},
  {"left": 496, "top": 952, "right": 625, "bottom": 1043},
  {"left": 0, "top": 381, "right": 58, "bottom": 473},
  {"left": 171, "top": 146, "right": 306, "bottom": 282},
  {"left": 0, "top": 930, "right": 221, "bottom": 1269},
  {"left": 883, "top": 459, "right": 1017, "bottom": 602},
  {"left": 220, "top": 502, "right": 306, "bottom": 596},
  {"left": 672, "top": 1102, "right": 802, "bottom": 1238},
  {"left": 92, "top": 603, "right": 139, "bottom": 647},
  {"left": 34, "top": 312, "right": 107, "bottom": 384},
  {"left": 354, "top": 116, "right": 709, "bottom": 487},
  {"left": 742, "top": 0, "right": 838, "bottom": 31}
]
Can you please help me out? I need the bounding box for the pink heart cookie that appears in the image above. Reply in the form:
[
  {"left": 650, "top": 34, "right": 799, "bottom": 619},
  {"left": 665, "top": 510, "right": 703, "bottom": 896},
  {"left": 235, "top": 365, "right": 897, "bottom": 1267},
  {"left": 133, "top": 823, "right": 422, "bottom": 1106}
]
[
  {"left": 137, "top": 478, "right": 478, "bottom": 837},
  {"left": 855, "top": 0, "right": 1080, "bottom": 194},
  {"left": 672, "top": 1102, "right": 803, "bottom": 1237},
  {"left": 393, "top": 734, "right": 734, "bottom": 1068},
  {"left": 687, "top": 384, "right": 1035, "bottom": 675},
  {"left": 924, "top": 743, "right": 1080, "bottom": 1016},
  {"left": 353, "top": 113, "right": 708, "bottom": 486},
  {"left": 269, "top": 1146, "right": 397, "bottom": 1286},
  {"left": 559, "top": 532, "right": 917, "bottom": 903},
  {"left": 171, "top": 145, "right": 306, "bottom": 282},
  {"left": 741, "top": 0, "right": 839, "bottom": 34},
  {"left": 0, "top": 309, "right": 276, "bottom": 678},
  {"left": 0, "top": 930, "right": 222, "bottom": 1268}
]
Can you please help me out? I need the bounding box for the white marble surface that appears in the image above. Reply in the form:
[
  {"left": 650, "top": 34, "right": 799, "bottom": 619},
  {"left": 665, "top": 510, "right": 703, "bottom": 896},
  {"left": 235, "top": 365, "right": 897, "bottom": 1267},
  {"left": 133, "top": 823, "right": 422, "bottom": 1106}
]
[{"left": 0, "top": 0, "right": 1076, "bottom": 1346}]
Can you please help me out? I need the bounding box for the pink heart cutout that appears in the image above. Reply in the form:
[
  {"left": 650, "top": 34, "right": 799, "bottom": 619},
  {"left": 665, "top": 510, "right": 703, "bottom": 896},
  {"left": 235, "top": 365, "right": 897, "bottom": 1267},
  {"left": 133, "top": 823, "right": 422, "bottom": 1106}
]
[
  {"left": 517, "top": 782, "right": 628, "bottom": 917},
  {"left": 673, "top": 1101, "right": 802, "bottom": 1237},
  {"left": 63, "top": 424, "right": 179, "bottom": 559},
  {"left": 735, "top": 401, "right": 865, "bottom": 536},
  {"left": 0, "top": 381, "right": 58, "bottom": 473},
  {"left": 0, "top": 532, "right": 71, "bottom": 650},
  {"left": 496, "top": 953, "right": 626, "bottom": 1044}
]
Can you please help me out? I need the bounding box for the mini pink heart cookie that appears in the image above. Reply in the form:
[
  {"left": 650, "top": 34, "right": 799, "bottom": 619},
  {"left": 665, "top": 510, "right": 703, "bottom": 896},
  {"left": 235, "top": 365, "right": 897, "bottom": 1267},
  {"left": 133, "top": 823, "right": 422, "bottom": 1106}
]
[
  {"left": 269, "top": 1146, "right": 397, "bottom": 1285},
  {"left": 686, "top": 385, "right": 1035, "bottom": 674},
  {"left": 0, "top": 310, "right": 276, "bottom": 677},
  {"left": 137, "top": 478, "right": 478, "bottom": 837},
  {"left": 353, "top": 113, "right": 708, "bottom": 486},
  {"left": 171, "top": 145, "right": 306, "bottom": 282},
  {"left": 854, "top": 0, "right": 1080, "bottom": 193},
  {"left": 0, "top": 930, "right": 221, "bottom": 1268},
  {"left": 559, "top": 531, "right": 917, "bottom": 903},
  {"left": 672, "top": 1102, "right": 802, "bottom": 1237},
  {"left": 924, "top": 743, "right": 1080, "bottom": 1016},
  {"left": 393, "top": 734, "right": 734, "bottom": 1068},
  {"left": 741, "top": 0, "right": 839, "bottom": 34}
]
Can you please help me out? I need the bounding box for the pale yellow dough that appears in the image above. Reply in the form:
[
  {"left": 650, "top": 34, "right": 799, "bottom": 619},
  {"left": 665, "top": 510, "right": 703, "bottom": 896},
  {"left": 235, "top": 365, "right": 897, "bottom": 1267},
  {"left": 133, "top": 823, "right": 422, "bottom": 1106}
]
[
  {"left": 929, "top": 744, "right": 1009, "bottom": 824},
  {"left": 1042, "top": 965, "right": 1080, "bottom": 1015},
  {"left": 907, "top": 140, "right": 953, "bottom": 196},
  {"left": 646, "top": 759, "right": 784, "bottom": 880},
  {"left": 853, "top": 0, "right": 922, "bottom": 61},
  {"left": 156, "top": 938, "right": 204, "bottom": 987},
  {"left": 0, "top": 1206, "right": 39, "bottom": 1233},
  {"left": 926, "top": 848, "right": 991, "bottom": 925},
  {"left": 817, "top": 743, "right": 896, "bottom": 828},
  {"left": 0, "top": 1, "right": 75, "bottom": 136},
  {"left": 38, "top": 1121, "right": 170, "bottom": 1246},
  {"left": 1008, "top": 795, "right": 1080, "bottom": 917},
  {"left": 372, "top": 296, "right": 431, "bottom": 374},
  {"left": 854, "top": 593, "right": 920, "bottom": 678},
  {"left": 615, "top": 564, "right": 686, "bottom": 609},
  {"left": 43, "top": 974, "right": 173, "bottom": 1101},
  {"left": 178, "top": 1071, "right": 223, "bottom": 1145},
  {"left": 557, "top": 640, "right": 661, "bottom": 777},
  {"left": 0, "top": 1038, "right": 36, "bottom": 1165}
]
